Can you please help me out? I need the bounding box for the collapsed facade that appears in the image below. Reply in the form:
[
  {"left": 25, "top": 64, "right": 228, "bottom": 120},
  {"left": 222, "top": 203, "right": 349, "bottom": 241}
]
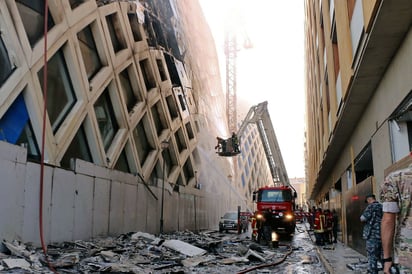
[
  {"left": 304, "top": 0, "right": 412, "bottom": 254},
  {"left": 0, "top": 0, "right": 272, "bottom": 245}
]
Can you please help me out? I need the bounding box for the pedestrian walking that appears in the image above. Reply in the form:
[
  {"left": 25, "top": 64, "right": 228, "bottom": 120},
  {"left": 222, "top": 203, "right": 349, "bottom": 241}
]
[
  {"left": 380, "top": 165, "right": 412, "bottom": 274},
  {"left": 360, "top": 194, "right": 383, "bottom": 274}
]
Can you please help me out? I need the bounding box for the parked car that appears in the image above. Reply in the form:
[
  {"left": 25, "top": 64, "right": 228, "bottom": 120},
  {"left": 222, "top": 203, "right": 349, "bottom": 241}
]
[{"left": 219, "top": 211, "right": 247, "bottom": 233}]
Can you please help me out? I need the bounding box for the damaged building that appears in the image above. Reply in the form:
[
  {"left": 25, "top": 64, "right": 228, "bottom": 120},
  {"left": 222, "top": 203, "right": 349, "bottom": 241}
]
[{"left": 0, "top": 0, "right": 273, "bottom": 247}]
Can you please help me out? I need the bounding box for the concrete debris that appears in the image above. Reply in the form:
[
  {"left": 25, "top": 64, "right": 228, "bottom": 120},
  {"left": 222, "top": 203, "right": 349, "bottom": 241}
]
[
  {"left": 2, "top": 258, "right": 30, "bottom": 269},
  {"left": 244, "top": 249, "right": 266, "bottom": 262},
  {"left": 0, "top": 224, "right": 327, "bottom": 273},
  {"left": 162, "top": 239, "right": 207, "bottom": 257}
]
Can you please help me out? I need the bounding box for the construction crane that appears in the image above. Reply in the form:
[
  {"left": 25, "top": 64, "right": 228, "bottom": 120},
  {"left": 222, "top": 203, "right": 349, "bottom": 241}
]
[{"left": 224, "top": 8, "right": 252, "bottom": 134}]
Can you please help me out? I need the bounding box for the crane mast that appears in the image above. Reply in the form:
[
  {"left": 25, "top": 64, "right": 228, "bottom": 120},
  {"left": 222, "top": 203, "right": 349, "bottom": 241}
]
[{"left": 225, "top": 31, "right": 238, "bottom": 134}]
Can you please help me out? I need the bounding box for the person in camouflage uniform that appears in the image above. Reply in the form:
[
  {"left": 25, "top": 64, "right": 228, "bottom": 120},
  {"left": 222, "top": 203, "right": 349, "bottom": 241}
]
[
  {"left": 380, "top": 167, "right": 412, "bottom": 274},
  {"left": 360, "top": 194, "right": 383, "bottom": 274}
]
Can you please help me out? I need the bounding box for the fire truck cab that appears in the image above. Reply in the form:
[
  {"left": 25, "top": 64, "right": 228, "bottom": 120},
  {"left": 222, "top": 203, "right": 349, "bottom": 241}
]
[{"left": 253, "top": 185, "right": 297, "bottom": 237}]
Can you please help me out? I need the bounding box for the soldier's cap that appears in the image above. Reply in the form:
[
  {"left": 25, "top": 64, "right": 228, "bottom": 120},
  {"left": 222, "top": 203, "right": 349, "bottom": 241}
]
[{"left": 365, "top": 194, "right": 375, "bottom": 203}]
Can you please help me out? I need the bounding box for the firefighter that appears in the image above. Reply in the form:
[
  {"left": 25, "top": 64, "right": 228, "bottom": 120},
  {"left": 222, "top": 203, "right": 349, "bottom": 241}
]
[
  {"left": 231, "top": 132, "right": 239, "bottom": 153},
  {"left": 314, "top": 208, "right": 326, "bottom": 245},
  {"left": 251, "top": 215, "right": 258, "bottom": 241}
]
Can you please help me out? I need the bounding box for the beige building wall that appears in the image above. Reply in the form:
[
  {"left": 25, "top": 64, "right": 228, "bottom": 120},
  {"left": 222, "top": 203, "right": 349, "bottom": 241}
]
[{"left": 305, "top": 0, "right": 412, "bottom": 247}]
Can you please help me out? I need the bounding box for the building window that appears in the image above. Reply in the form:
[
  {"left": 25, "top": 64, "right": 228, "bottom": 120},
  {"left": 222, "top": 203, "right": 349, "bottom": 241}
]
[
  {"left": 106, "top": 13, "right": 126, "bottom": 53},
  {"left": 16, "top": 0, "right": 54, "bottom": 47},
  {"left": 127, "top": 14, "right": 143, "bottom": 42},
  {"left": 139, "top": 58, "right": 156, "bottom": 90},
  {"left": 114, "top": 149, "right": 131, "bottom": 173},
  {"left": 185, "top": 122, "right": 194, "bottom": 140},
  {"left": 119, "top": 68, "right": 142, "bottom": 112},
  {"left": 183, "top": 158, "right": 194, "bottom": 185},
  {"left": 166, "top": 95, "right": 179, "bottom": 120},
  {"left": 69, "top": 0, "right": 87, "bottom": 9},
  {"left": 0, "top": 37, "right": 14, "bottom": 87},
  {"left": 133, "top": 115, "right": 154, "bottom": 166},
  {"left": 151, "top": 101, "right": 167, "bottom": 137},
  {"left": 94, "top": 90, "right": 119, "bottom": 151},
  {"left": 156, "top": 59, "right": 168, "bottom": 81},
  {"left": 60, "top": 124, "right": 92, "bottom": 169},
  {"left": 38, "top": 48, "right": 76, "bottom": 133},
  {"left": 175, "top": 127, "right": 187, "bottom": 153},
  {"left": 178, "top": 94, "right": 187, "bottom": 111},
  {"left": 77, "top": 25, "right": 102, "bottom": 81},
  {"left": 0, "top": 93, "right": 40, "bottom": 161}
]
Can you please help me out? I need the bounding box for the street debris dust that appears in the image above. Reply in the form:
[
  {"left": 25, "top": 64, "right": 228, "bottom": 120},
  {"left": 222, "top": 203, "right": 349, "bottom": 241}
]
[{"left": 0, "top": 224, "right": 327, "bottom": 273}]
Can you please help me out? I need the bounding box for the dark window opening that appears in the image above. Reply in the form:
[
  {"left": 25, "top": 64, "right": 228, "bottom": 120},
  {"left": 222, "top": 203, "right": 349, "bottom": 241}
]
[
  {"left": 38, "top": 48, "right": 76, "bottom": 133},
  {"left": 0, "top": 37, "right": 14, "bottom": 87},
  {"left": 182, "top": 158, "right": 194, "bottom": 185},
  {"left": 16, "top": 0, "right": 55, "bottom": 47},
  {"left": 178, "top": 94, "right": 186, "bottom": 111},
  {"left": 139, "top": 59, "right": 156, "bottom": 90},
  {"left": 94, "top": 89, "right": 119, "bottom": 152},
  {"left": 61, "top": 125, "right": 92, "bottom": 169},
  {"left": 119, "top": 68, "right": 139, "bottom": 112},
  {"left": 69, "top": 0, "right": 87, "bottom": 9},
  {"left": 164, "top": 54, "right": 181, "bottom": 86},
  {"left": 354, "top": 143, "right": 374, "bottom": 184},
  {"left": 151, "top": 102, "right": 167, "bottom": 136},
  {"left": 106, "top": 13, "right": 126, "bottom": 53},
  {"left": 0, "top": 93, "right": 40, "bottom": 161},
  {"left": 166, "top": 95, "right": 179, "bottom": 120},
  {"left": 133, "top": 115, "right": 154, "bottom": 166},
  {"left": 185, "top": 122, "right": 194, "bottom": 140},
  {"left": 77, "top": 25, "right": 102, "bottom": 81},
  {"left": 127, "top": 14, "right": 143, "bottom": 42},
  {"left": 156, "top": 59, "right": 167, "bottom": 81},
  {"left": 334, "top": 178, "right": 342, "bottom": 192},
  {"left": 174, "top": 128, "right": 187, "bottom": 153},
  {"left": 114, "top": 149, "right": 131, "bottom": 173}
]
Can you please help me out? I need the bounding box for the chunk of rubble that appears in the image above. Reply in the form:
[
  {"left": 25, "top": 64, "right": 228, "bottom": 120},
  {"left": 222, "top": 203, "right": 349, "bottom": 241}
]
[
  {"left": 181, "top": 254, "right": 215, "bottom": 267},
  {"left": 2, "top": 258, "right": 31, "bottom": 269},
  {"left": 162, "top": 239, "right": 207, "bottom": 257},
  {"left": 244, "top": 249, "right": 266, "bottom": 262},
  {"left": 220, "top": 256, "right": 249, "bottom": 264}
]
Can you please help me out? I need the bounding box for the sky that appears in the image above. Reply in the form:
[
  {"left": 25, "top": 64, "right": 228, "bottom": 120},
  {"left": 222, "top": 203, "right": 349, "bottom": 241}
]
[{"left": 199, "top": 0, "right": 306, "bottom": 178}]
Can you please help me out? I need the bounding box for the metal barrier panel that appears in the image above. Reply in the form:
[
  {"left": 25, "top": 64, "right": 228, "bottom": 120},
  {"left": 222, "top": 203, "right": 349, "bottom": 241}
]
[{"left": 344, "top": 177, "right": 373, "bottom": 255}]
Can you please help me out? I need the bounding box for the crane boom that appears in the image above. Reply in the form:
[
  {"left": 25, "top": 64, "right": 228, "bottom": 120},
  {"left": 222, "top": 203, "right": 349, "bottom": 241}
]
[{"left": 216, "top": 101, "right": 291, "bottom": 187}]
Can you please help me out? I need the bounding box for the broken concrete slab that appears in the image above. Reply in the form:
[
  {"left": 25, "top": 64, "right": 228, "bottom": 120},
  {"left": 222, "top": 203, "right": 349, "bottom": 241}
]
[
  {"left": 2, "top": 258, "right": 31, "bottom": 269},
  {"left": 162, "top": 239, "right": 206, "bottom": 257}
]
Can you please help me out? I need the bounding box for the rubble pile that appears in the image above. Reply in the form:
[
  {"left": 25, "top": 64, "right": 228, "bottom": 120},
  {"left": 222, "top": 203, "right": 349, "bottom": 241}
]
[{"left": 0, "top": 230, "right": 297, "bottom": 274}]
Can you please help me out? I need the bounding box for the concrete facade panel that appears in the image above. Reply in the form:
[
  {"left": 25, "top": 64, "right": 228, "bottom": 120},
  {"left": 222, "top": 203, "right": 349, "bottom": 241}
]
[
  {"left": 136, "top": 183, "right": 148, "bottom": 232},
  {"left": 73, "top": 173, "right": 93, "bottom": 240},
  {"left": 50, "top": 168, "right": 75, "bottom": 243},
  {"left": 145, "top": 187, "right": 160, "bottom": 234},
  {"left": 22, "top": 163, "right": 54, "bottom": 245},
  {"left": 109, "top": 180, "right": 125, "bottom": 235},
  {"left": 0, "top": 158, "right": 25, "bottom": 242},
  {"left": 123, "top": 183, "right": 138, "bottom": 232},
  {"left": 93, "top": 178, "right": 110, "bottom": 238},
  {"left": 164, "top": 192, "right": 179, "bottom": 232}
]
